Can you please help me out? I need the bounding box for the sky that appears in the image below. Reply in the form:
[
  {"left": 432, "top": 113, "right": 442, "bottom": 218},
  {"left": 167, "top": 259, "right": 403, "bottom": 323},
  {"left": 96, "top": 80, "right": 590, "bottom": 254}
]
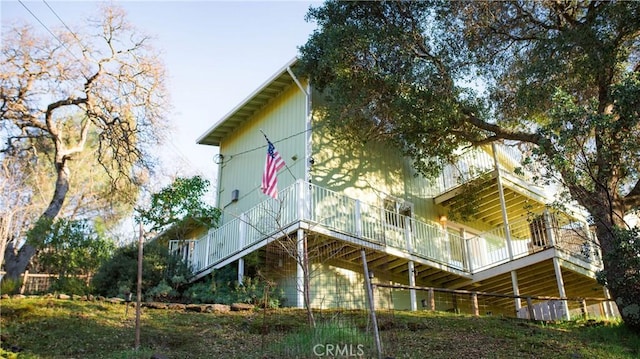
[{"left": 1, "top": 0, "right": 320, "bottom": 195}]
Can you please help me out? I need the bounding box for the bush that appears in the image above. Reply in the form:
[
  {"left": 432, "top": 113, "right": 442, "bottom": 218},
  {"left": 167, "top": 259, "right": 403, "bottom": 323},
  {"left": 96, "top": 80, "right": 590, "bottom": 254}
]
[
  {"left": 49, "top": 276, "right": 91, "bottom": 295},
  {"left": 146, "top": 280, "right": 179, "bottom": 302},
  {"left": 0, "top": 277, "right": 22, "bottom": 295},
  {"left": 181, "top": 274, "right": 283, "bottom": 307},
  {"left": 92, "top": 241, "right": 192, "bottom": 298}
]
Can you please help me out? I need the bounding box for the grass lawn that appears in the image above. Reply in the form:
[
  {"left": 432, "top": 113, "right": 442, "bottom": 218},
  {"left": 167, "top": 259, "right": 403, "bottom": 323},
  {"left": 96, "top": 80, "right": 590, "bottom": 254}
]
[{"left": 1, "top": 297, "right": 639, "bottom": 358}]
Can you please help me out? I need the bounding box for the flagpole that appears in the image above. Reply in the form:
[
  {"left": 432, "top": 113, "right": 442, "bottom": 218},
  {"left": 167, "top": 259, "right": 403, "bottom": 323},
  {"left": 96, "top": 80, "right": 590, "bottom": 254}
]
[{"left": 260, "top": 129, "right": 297, "bottom": 182}]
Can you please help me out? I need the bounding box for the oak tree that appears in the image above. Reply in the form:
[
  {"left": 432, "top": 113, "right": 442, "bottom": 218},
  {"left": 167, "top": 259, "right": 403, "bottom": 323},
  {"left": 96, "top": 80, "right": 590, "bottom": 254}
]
[
  {"left": 1, "top": 5, "right": 169, "bottom": 279},
  {"left": 299, "top": 1, "right": 640, "bottom": 330}
]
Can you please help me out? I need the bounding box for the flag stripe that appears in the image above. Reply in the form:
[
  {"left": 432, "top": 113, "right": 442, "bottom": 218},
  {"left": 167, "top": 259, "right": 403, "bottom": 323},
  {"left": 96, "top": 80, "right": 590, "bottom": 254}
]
[{"left": 261, "top": 138, "right": 285, "bottom": 199}]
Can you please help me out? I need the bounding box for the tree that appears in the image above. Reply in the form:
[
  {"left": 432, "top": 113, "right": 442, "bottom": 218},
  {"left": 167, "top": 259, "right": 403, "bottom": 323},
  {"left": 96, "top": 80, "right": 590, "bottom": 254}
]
[
  {"left": 1, "top": 5, "right": 169, "bottom": 279},
  {"left": 137, "top": 175, "right": 221, "bottom": 239},
  {"left": 28, "top": 218, "right": 115, "bottom": 277},
  {"left": 299, "top": 1, "right": 640, "bottom": 330},
  {"left": 120, "top": 175, "right": 220, "bottom": 299}
]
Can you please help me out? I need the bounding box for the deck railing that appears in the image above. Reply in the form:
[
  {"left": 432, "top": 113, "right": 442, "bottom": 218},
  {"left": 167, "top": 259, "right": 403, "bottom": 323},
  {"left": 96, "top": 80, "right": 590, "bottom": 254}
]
[
  {"left": 435, "top": 144, "right": 538, "bottom": 196},
  {"left": 467, "top": 215, "right": 602, "bottom": 271},
  {"left": 170, "top": 180, "right": 601, "bottom": 277}
]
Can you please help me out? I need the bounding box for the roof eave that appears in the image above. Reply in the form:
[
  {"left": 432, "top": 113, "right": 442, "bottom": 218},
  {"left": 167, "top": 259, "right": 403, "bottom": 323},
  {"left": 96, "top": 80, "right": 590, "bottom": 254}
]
[{"left": 196, "top": 57, "right": 299, "bottom": 147}]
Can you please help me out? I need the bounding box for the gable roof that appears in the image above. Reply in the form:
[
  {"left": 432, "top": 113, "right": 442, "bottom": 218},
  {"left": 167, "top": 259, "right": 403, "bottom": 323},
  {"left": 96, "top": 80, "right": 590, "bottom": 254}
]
[{"left": 197, "top": 57, "right": 299, "bottom": 146}]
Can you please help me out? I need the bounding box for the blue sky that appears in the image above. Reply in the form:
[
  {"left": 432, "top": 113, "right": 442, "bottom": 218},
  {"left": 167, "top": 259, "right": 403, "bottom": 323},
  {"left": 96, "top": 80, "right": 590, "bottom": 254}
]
[{"left": 1, "top": 0, "right": 320, "bottom": 191}]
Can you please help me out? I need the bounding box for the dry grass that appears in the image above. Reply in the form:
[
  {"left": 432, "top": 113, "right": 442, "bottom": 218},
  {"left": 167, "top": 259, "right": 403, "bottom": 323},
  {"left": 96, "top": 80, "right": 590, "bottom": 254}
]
[{"left": 1, "top": 297, "right": 639, "bottom": 358}]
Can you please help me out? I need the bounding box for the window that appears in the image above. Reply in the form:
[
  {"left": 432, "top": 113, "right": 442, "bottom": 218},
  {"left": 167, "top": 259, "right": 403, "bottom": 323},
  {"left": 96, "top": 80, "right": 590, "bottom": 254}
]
[{"left": 383, "top": 197, "right": 412, "bottom": 228}]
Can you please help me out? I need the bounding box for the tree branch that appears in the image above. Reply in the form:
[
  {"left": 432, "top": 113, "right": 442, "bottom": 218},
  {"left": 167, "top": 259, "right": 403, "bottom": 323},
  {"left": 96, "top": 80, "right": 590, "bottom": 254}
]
[{"left": 461, "top": 108, "right": 544, "bottom": 145}]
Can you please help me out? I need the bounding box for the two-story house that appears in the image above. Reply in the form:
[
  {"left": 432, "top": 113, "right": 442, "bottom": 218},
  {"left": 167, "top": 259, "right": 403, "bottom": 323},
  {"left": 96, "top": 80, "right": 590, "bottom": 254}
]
[{"left": 174, "top": 58, "right": 610, "bottom": 318}]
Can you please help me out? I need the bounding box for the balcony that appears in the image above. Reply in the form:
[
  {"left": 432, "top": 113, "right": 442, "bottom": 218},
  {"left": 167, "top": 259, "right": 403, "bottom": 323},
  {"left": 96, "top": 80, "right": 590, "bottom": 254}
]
[{"left": 170, "top": 180, "right": 602, "bottom": 282}]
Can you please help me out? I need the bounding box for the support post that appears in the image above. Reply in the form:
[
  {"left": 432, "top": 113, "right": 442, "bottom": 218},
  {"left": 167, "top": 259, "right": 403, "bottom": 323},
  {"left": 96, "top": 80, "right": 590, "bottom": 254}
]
[
  {"left": 511, "top": 271, "right": 522, "bottom": 315},
  {"left": 603, "top": 287, "right": 614, "bottom": 319},
  {"left": 471, "top": 293, "right": 479, "bottom": 317},
  {"left": 296, "top": 229, "right": 305, "bottom": 309},
  {"left": 581, "top": 299, "right": 588, "bottom": 319},
  {"left": 297, "top": 179, "right": 304, "bottom": 220},
  {"left": 428, "top": 288, "right": 436, "bottom": 311},
  {"left": 492, "top": 143, "right": 514, "bottom": 260},
  {"left": 361, "top": 249, "right": 383, "bottom": 359},
  {"left": 237, "top": 259, "right": 244, "bottom": 285},
  {"left": 461, "top": 228, "right": 472, "bottom": 272},
  {"left": 543, "top": 209, "right": 556, "bottom": 247},
  {"left": 204, "top": 234, "right": 211, "bottom": 269},
  {"left": 408, "top": 261, "right": 417, "bottom": 311},
  {"left": 19, "top": 270, "right": 29, "bottom": 294},
  {"left": 526, "top": 297, "right": 535, "bottom": 320},
  {"left": 355, "top": 200, "right": 362, "bottom": 237},
  {"left": 553, "top": 257, "right": 570, "bottom": 320},
  {"left": 238, "top": 213, "right": 247, "bottom": 284}
]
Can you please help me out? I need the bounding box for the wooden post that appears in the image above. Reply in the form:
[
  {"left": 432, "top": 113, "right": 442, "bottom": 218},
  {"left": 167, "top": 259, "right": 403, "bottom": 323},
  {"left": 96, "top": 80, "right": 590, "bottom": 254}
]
[
  {"left": 581, "top": 299, "right": 588, "bottom": 319},
  {"left": 492, "top": 143, "right": 514, "bottom": 260},
  {"left": 526, "top": 297, "right": 535, "bottom": 320},
  {"left": 19, "top": 270, "right": 29, "bottom": 294},
  {"left": 408, "top": 261, "right": 417, "bottom": 311},
  {"left": 428, "top": 288, "right": 436, "bottom": 311},
  {"left": 135, "top": 221, "right": 143, "bottom": 349},
  {"left": 511, "top": 271, "right": 522, "bottom": 315},
  {"left": 552, "top": 257, "right": 570, "bottom": 320},
  {"left": 361, "top": 249, "right": 382, "bottom": 359},
  {"left": 472, "top": 293, "right": 479, "bottom": 317}
]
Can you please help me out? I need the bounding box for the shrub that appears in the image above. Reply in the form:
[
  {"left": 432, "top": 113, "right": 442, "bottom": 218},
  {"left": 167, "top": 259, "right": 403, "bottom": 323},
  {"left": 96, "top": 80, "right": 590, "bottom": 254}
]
[
  {"left": 181, "top": 274, "right": 283, "bottom": 307},
  {"left": 146, "top": 280, "right": 179, "bottom": 302},
  {"left": 92, "top": 241, "right": 191, "bottom": 298},
  {"left": 0, "top": 277, "right": 22, "bottom": 295},
  {"left": 49, "top": 276, "right": 91, "bottom": 295}
]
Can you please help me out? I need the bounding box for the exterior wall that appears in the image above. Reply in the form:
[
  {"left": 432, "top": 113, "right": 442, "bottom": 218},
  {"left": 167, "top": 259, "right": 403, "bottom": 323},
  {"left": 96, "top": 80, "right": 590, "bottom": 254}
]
[
  {"left": 309, "top": 118, "right": 440, "bottom": 225},
  {"left": 268, "top": 257, "right": 396, "bottom": 310},
  {"left": 217, "top": 83, "right": 307, "bottom": 224}
]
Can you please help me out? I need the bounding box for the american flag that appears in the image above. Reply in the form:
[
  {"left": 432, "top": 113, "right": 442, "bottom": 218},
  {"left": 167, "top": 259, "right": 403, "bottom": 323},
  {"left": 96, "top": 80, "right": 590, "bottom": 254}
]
[{"left": 261, "top": 136, "right": 285, "bottom": 199}]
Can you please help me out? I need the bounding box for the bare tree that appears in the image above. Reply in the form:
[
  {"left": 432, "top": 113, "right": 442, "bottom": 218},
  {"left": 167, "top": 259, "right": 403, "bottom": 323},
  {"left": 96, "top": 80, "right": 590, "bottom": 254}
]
[
  {"left": 0, "top": 5, "right": 169, "bottom": 279},
  {"left": 0, "top": 157, "right": 39, "bottom": 274}
]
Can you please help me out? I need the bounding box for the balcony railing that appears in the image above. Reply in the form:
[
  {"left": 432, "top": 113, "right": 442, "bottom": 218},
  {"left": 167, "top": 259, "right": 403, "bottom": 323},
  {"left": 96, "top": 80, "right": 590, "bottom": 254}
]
[
  {"left": 434, "top": 144, "right": 539, "bottom": 196},
  {"left": 467, "top": 215, "right": 602, "bottom": 271},
  {"left": 170, "top": 180, "right": 601, "bottom": 277}
]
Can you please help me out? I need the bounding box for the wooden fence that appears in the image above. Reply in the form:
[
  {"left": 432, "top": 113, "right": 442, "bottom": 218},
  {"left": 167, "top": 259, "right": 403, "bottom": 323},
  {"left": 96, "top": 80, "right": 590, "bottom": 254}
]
[
  {"left": 0, "top": 271, "right": 92, "bottom": 294},
  {"left": 373, "top": 282, "right": 619, "bottom": 321}
]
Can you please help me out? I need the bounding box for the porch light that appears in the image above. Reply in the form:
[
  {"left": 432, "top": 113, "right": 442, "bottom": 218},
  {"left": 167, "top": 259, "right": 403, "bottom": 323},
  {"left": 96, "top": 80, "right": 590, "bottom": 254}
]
[{"left": 439, "top": 215, "right": 448, "bottom": 225}]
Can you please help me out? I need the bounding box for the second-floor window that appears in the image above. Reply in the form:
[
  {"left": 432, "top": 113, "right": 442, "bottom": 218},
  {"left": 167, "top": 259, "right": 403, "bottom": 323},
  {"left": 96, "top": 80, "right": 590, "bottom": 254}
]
[{"left": 383, "top": 197, "right": 412, "bottom": 229}]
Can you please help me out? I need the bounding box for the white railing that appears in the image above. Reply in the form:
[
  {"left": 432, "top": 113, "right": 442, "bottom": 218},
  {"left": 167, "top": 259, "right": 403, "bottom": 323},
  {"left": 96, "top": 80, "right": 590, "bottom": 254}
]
[
  {"left": 170, "top": 180, "right": 601, "bottom": 277},
  {"left": 435, "top": 144, "right": 535, "bottom": 196},
  {"left": 467, "top": 215, "right": 602, "bottom": 271},
  {"left": 172, "top": 180, "right": 469, "bottom": 275}
]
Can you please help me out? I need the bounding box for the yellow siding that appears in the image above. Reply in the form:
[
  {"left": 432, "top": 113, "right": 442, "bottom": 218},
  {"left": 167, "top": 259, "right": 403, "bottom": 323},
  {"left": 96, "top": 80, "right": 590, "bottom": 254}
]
[
  {"left": 310, "top": 120, "right": 439, "bottom": 224},
  {"left": 270, "top": 260, "right": 395, "bottom": 310},
  {"left": 218, "top": 83, "right": 307, "bottom": 223}
]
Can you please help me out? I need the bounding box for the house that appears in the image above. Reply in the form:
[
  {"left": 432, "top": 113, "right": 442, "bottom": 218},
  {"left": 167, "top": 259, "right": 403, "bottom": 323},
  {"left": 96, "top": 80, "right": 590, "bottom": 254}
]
[{"left": 174, "top": 57, "right": 612, "bottom": 318}]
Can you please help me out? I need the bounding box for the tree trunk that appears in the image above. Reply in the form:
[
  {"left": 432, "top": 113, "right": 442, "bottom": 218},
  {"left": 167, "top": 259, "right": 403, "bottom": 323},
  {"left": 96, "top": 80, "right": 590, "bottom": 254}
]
[
  {"left": 43, "top": 160, "right": 71, "bottom": 220},
  {"left": 6, "top": 159, "right": 71, "bottom": 281},
  {"left": 2, "top": 241, "right": 36, "bottom": 282},
  {"left": 591, "top": 206, "right": 640, "bottom": 332}
]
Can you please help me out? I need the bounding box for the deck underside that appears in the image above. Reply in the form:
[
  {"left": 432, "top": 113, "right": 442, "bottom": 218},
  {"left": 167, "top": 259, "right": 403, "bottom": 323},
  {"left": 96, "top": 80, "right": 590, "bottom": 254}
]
[{"left": 191, "top": 223, "right": 604, "bottom": 314}]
